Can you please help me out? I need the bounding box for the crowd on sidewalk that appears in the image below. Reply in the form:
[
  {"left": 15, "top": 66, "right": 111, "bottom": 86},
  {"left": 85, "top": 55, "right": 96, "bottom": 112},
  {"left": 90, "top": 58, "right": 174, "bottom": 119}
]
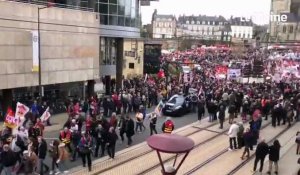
[{"left": 0, "top": 47, "right": 300, "bottom": 175}]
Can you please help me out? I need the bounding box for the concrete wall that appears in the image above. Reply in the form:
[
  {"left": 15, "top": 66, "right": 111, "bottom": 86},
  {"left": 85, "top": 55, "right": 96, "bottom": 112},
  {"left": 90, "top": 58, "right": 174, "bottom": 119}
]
[
  {"left": 0, "top": 1, "right": 100, "bottom": 90},
  {"left": 122, "top": 39, "right": 144, "bottom": 78}
]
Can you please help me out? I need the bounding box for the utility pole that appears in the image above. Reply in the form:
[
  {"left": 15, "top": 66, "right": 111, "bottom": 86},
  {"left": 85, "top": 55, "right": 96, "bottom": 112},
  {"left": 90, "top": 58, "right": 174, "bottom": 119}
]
[{"left": 38, "top": 5, "right": 52, "bottom": 98}]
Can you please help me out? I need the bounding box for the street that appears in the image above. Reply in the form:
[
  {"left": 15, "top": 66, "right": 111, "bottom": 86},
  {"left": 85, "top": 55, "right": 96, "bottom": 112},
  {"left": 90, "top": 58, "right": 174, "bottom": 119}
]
[{"left": 42, "top": 107, "right": 201, "bottom": 172}]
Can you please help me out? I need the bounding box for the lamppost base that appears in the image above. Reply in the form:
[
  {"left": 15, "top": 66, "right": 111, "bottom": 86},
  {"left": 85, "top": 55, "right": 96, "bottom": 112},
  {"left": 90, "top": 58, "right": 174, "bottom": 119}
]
[{"left": 161, "top": 165, "right": 176, "bottom": 175}]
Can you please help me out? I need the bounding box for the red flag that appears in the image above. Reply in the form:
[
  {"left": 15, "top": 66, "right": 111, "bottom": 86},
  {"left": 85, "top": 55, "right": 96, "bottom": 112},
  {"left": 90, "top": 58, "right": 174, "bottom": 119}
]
[{"left": 4, "top": 107, "right": 18, "bottom": 129}]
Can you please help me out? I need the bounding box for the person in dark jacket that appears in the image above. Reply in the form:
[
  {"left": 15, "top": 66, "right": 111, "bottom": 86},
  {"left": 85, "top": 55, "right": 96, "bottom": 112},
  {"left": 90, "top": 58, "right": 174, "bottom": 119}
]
[
  {"left": 107, "top": 127, "right": 118, "bottom": 159},
  {"left": 1, "top": 144, "right": 18, "bottom": 175},
  {"left": 124, "top": 115, "right": 135, "bottom": 147},
  {"left": 253, "top": 138, "right": 269, "bottom": 173},
  {"left": 38, "top": 136, "right": 49, "bottom": 175},
  {"left": 94, "top": 124, "right": 107, "bottom": 157},
  {"left": 267, "top": 139, "right": 281, "bottom": 175},
  {"left": 197, "top": 98, "right": 205, "bottom": 121},
  {"left": 241, "top": 128, "right": 252, "bottom": 160},
  {"left": 118, "top": 115, "right": 126, "bottom": 142},
  {"left": 218, "top": 103, "right": 226, "bottom": 129}
]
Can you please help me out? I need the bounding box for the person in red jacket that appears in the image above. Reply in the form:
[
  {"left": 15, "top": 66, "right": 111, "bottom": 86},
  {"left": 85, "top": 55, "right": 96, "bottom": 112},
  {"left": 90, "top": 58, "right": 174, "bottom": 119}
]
[
  {"left": 162, "top": 117, "right": 174, "bottom": 134},
  {"left": 59, "top": 127, "right": 72, "bottom": 153},
  {"left": 85, "top": 115, "right": 93, "bottom": 134}
]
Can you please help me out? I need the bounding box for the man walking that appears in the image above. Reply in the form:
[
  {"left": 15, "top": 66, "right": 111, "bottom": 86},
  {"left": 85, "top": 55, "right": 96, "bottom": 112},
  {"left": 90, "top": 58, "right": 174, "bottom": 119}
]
[
  {"left": 38, "top": 136, "right": 50, "bottom": 175},
  {"left": 227, "top": 121, "right": 239, "bottom": 151},
  {"left": 253, "top": 138, "right": 269, "bottom": 173}
]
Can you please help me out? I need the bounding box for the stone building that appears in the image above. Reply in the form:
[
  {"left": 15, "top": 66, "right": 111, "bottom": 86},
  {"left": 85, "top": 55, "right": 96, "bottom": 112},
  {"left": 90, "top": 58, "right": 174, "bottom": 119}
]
[{"left": 270, "top": 0, "right": 300, "bottom": 41}]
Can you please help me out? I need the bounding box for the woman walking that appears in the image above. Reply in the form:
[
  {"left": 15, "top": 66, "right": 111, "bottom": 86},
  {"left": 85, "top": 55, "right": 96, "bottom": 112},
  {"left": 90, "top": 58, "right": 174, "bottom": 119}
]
[{"left": 267, "top": 139, "right": 281, "bottom": 175}]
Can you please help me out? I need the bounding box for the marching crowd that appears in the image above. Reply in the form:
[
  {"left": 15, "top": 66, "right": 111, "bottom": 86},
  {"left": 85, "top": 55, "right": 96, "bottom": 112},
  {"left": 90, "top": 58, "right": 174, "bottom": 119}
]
[{"left": 0, "top": 47, "right": 300, "bottom": 175}]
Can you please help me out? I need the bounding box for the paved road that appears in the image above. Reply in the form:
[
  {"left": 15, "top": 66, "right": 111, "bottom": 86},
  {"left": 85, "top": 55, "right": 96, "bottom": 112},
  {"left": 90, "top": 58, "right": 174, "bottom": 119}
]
[{"left": 42, "top": 108, "right": 202, "bottom": 173}]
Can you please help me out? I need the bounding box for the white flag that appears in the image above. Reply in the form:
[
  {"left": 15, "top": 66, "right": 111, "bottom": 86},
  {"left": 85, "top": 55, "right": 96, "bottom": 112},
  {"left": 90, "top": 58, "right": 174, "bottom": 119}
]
[
  {"left": 40, "top": 107, "right": 51, "bottom": 122},
  {"left": 15, "top": 102, "right": 30, "bottom": 127}
]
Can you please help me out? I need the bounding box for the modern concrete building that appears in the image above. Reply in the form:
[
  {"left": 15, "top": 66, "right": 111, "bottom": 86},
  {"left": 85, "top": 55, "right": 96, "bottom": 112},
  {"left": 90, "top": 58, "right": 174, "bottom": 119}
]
[
  {"left": 0, "top": 0, "right": 144, "bottom": 111},
  {"left": 270, "top": 0, "right": 300, "bottom": 41},
  {"left": 151, "top": 9, "right": 176, "bottom": 38},
  {"left": 229, "top": 17, "right": 254, "bottom": 40}
]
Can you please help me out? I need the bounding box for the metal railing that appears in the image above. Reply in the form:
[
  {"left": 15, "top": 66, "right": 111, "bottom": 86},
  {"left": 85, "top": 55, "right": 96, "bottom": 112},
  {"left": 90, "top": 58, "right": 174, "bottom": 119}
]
[{"left": 7, "top": 0, "right": 94, "bottom": 12}]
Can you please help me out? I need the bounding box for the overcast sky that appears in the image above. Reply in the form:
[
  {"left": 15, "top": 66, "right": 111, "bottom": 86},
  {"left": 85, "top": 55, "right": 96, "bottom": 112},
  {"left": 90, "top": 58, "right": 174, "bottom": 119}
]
[{"left": 141, "top": 0, "right": 271, "bottom": 25}]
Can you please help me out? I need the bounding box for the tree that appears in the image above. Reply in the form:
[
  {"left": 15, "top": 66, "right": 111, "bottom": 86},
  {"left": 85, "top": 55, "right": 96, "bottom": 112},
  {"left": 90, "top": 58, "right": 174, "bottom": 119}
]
[{"left": 179, "top": 38, "right": 193, "bottom": 50}]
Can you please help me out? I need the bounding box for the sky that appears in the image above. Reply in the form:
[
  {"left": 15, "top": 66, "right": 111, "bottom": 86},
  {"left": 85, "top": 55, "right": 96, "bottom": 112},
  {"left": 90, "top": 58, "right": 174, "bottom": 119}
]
[{"left": 141, "top": 0, "right": 271, "bottom": 25}]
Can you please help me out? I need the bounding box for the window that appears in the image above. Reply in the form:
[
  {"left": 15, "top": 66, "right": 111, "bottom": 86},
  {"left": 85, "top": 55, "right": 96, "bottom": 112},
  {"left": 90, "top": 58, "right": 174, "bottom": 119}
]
[
  {"left": 212, "top": 21, "right": 215, "bottom": 25},
  {"left": 207, "top": 21, "right": 210, "bottom": 25},
  {"left": 202, "top": 21, "right": 205, "bottom": 25},
  {"left": 109, "top": 4, "right": 117, "bottom": 15},
  {"left": 100, "top": 15, "right": 108, "bottom": 25},
  {"left": 289, "top": 25, "right": 294, "bottom": 33},
  {"left": 129, "top": 63, "right": 134, "bottom": 69},
  {"left": 186, "top": 21, "right": 189, "bottom": 24},
  {"left": 283, "top": 26, "right": 286, "bottom": 33},
  {"left": 238, "top": 33, "right": 241, "bottom": 38},
  {"left": 118, "top": 16, "right": 125, "bottom": 26},
  {"left": 234, "top": 33, "right": 236, "bottom": 38},
  {"left": 243, "top": 33, "right": 246, "bottom": 38},
  {"left": 99, "top": 3, "right": 108, "bottom": 14},
  {"left": 197, "top": 21, "right": 200, "bottom": 24},
  {"left": 248, "top": 34, "right": 250, "bottom": 38},
  {"left": 219, "top": 22, "right": 223, "bottom": 25},
  {"left": 191, "top": 21, "right": 195, "bottom": 24}
]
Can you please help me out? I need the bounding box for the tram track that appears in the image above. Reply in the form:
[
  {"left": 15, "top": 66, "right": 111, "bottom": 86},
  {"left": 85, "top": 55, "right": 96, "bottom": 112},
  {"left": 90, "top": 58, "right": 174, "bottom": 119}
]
[
  {"left": 89, "top": 116, "right": 230, "bottom": 175},
  {"left": 136, "top": 119, "right": 246, "bottom": 175},
  {"left": 226, "top": 122, "right": 297, "bottom": 175},
  {"left": 182, "top": 121, "right": 296, "bottom": 175}
]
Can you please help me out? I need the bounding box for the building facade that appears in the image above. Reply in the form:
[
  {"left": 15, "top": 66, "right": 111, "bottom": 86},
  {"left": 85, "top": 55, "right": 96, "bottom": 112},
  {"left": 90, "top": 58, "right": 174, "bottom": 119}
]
[
  {"left": 0, "top": 0, "right": 144, "bottom": 111},
  {"left": 151, "top": 10, "right": 176, "bottom": 38},
  {"left": 229, "top": 17, "right": 254, "bottom": 40},
  {"left": 176, "top": 15, "right": 228, "bottom": 41},
  {"left": 270, "top": 0, "right": 300, "bottom": 41}
]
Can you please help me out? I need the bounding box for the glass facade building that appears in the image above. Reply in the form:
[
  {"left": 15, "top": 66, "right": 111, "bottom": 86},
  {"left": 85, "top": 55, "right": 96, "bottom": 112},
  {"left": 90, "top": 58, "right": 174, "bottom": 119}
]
[
  {"left": 31, "top": 0, "right": 141, "bottom": 28},
  {"left": 96, "top": 0, "right": 140, "bottom": 28}
]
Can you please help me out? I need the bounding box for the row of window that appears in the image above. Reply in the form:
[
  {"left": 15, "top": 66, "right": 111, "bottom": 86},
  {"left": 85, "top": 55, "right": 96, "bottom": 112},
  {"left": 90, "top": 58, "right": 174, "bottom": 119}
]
[
  {"left": 233, "top": 33, "right": 252, "bottom": 38},
  {"left": 100, "top": 15, "right": 139, "bottom": 26},
  {"left": 282, "top": 25, "right": 297, "bottom": 33},
  {"left": 185, "top": 21, "right": 224, "bottom": 25},
  {"left": 154, "top": 22, "right": 174, "bottom": 28}
]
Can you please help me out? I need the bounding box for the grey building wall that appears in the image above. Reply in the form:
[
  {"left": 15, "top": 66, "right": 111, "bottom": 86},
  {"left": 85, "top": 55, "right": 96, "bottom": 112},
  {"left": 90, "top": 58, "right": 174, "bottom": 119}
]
[{"left": 0, "top": 1, "right": 100, "bottom": 90}]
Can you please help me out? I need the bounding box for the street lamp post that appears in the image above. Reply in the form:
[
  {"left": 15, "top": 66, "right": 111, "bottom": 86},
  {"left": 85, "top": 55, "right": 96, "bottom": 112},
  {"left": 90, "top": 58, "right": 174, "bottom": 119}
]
[{"left": 37, "top": 6, "right": 51, "bottom": 97}]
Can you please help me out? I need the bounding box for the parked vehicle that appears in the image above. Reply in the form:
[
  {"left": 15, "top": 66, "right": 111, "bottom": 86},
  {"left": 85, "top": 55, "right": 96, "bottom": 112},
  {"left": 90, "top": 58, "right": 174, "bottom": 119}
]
[{"left": 162, "top": 95, "right": 192, "bottom": 117}]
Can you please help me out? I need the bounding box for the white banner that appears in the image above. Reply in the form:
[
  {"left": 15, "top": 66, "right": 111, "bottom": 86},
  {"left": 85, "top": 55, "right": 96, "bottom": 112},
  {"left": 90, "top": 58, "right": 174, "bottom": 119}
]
[
  {"left": 32, "top": 31, "right": 39, "bottom": 72},
  {"left": 15, "top": 102, "right": 30, "bottom": 128},
  {"left": 40, "top": 107, "right": 51, "bottom": 122},
  {"left": 227, "top": 69, "right": 241, "bottom": 79}
]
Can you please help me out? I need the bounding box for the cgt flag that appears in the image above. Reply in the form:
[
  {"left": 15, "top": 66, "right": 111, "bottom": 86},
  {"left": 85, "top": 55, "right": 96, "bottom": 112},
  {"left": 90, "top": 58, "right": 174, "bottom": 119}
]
[
  {"left": 4, "top": 107, "right": 18, "bottom": 129},
  {"left": 40, "top": 107, "right": 51, "bottom": 122}
]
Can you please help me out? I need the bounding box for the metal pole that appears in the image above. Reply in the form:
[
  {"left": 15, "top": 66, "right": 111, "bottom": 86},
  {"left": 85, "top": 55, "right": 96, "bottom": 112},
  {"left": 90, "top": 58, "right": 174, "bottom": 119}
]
[{"left": 38, "top": 8, "right": 43, "bottom": 97}]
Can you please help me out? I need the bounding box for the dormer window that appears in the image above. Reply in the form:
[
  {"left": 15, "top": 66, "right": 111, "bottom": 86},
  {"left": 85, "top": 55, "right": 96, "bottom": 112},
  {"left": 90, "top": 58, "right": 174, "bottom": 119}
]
[
  {"left": 212, "top": 21, "right": 215, "bottom": 25},
  {"left": 186, "top": 21, "right": 190, "bottom": 24},
  {"left": 197, "top": 21, "right": 200, "bottom": 24},
  {"left": 208, "top": 21, "right": 210, "bottom": 25},
  {"left": 202, "top": 21, "right": 205, "bottom": 25},
  {"left": 191, "top": 21, "right": 195, "bottom": 24},
  {"left": 219, "top": 22, "right": 223, "bottom": 25}
]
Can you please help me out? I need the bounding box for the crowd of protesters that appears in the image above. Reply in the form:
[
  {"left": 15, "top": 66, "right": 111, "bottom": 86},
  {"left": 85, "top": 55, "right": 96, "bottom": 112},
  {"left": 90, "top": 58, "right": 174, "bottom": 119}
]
[{"left": 0, "top": 46, "right": 300, "bottom": 174}]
